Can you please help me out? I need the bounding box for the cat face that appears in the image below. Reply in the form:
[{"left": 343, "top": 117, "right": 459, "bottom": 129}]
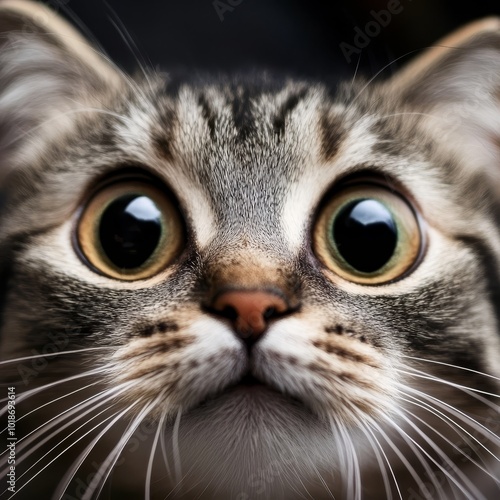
[{"left": 0, "top": 3, "right": 499, "bottom": 499}]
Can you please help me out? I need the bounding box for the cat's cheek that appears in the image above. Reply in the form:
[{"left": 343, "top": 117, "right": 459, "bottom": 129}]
[
  {"left": 252, "top": 317, "right": 401, "bottom": 421},
  {"left": 107, "top": 317, "right": 247, "bottom": 415}
]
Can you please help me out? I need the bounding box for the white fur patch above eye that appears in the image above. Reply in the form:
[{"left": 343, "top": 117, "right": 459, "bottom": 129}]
[
  {"left": 281, "top": 118, "right": 378, "bottom": 251},
  {"left": 281, "top": 168, "right": 335, "bottom": 251},
  {"left": 111, "top": 96, "right": 218, "bottom": 249},
  {"left": 114, "top": 100, "right": 159, "bottom": 160},
  {"left": 156, "top": 169, "right": 218, "bottom": 248}
]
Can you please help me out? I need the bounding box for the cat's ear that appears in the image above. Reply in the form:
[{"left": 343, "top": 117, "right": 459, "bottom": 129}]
[
  {"left": 0, "top": 0, "right": 123, "bottom": 166},
  {"left": 389, "top": 18, "right": 500, "bottom": 179},
  {"left": 390, "top": 18, "right": 500, "bottom": 94}
]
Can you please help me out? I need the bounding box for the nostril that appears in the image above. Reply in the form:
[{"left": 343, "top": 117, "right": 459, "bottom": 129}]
[
  {"left": 263, "top": 307, "right": 276, "bottom": 320},
  {"left": 220, "top": 305, "right": 238, "bottom": 321}
]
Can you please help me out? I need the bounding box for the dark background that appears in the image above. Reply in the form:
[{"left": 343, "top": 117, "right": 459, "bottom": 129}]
[{"left": 50, "top": 0, "right": 500, "bottom": 81}]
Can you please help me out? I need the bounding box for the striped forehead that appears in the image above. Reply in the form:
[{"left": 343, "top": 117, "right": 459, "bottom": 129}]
[
  {"left": 118, "top": 82, "right": 380, "bottom": 252},
  {"left": 170, "top": 84, "right": 326, "bottom": 203}
]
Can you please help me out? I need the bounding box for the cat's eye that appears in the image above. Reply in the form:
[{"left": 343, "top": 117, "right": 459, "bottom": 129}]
[
  {"left": 313, "top": 183, "right": 422, "bottom": 285},
  {"left": 76, "top": 180, "right": 183, "bottom": 280}
]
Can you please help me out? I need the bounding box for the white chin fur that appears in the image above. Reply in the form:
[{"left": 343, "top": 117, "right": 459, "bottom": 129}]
[{"left": 156, "top": 388, "right": 342, "bottom": 499}]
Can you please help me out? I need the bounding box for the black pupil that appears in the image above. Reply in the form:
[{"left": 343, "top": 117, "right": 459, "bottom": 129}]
[
  {"left": 99, "top": 194, "right": 162, "bottom": 269},
  {"left": 333, "top": 198, "right": 398, "bottom": 273}
]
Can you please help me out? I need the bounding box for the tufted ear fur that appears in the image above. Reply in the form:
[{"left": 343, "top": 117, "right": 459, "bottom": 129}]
[
  {"left": 389, "top": 18, "right": 500, "bottom": 188},
  {"left": 0, "top": 0, "right": 123, "bottom": 175}
]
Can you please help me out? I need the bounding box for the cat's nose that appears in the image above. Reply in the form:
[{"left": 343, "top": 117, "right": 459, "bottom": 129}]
[{"left": 210, "top": 290, "right": 290, "bottom": 344}]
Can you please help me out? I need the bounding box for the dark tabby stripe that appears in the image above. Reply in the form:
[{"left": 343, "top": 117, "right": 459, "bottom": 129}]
[
  {"left": 230, "top": 86, "right": 254, "bottom": 141},
  {"left": 198, "top": 93, "right": 217, "bottom": 141},
  {"left": 272, "top": 88, "right": 308, "bottom": 137},
  {"left": 320, "top": 111, "right": 345, "bottom": 162}
]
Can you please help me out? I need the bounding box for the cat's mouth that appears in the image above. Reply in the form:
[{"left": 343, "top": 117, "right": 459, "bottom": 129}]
[
  {"left": 195, "top": 370, "right": 303, "bottom": 410},
  {"left": 238, "top": 372, "right": 264, "bottom": 387},
  {"left": 222, "top": 370, "right": 272, "bottom": 395}
]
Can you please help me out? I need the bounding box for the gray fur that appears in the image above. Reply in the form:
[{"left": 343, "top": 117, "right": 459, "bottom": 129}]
[{"left": 0, "top": 3, "right": 499, "bottom": 499}]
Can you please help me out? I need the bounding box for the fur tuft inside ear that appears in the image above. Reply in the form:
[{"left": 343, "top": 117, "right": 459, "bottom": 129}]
[{"left": 0, "top": 0, "right": 123, "bottom": 173}]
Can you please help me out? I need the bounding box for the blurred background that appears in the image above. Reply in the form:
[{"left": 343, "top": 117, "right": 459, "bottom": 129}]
[{"left": 52, "top": 0, "right": 500, "bottom": 81}]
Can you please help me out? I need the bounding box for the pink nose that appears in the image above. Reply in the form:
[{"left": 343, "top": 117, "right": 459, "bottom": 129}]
[{"left": 212, "top": 290, "right": 289, "bottom": 340}]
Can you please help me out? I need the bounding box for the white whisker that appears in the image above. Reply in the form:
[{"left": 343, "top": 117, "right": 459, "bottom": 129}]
[
  {"left": 0, "top": 380, "right": 101, "bottom": 433},
  {"left": 341, "top": 418, "right": 361, "bottom": 500},
  {"left": 400, "top": 399, "right": 500, "bottom": 485},
  {"left": 347, "top": 47, "right": 429, "bottom": 109},
  {"left": 145, "top": 408, "right": 166, "bottom": 500},
  {"left": 0, "top": 346, "right": 113, "bottom": 367},
  {"left": 172, "top": 406, "right": 183, "bottom": 489},
  {"left": 357, "top": 419, "right": 399, "bottom": 500},
  {"left": 403, "top": 386, "right": 500, "bottom": 454},
  {"left": 15, "top": 401, "right": 120, "bottom": 486},
  {"left": 367, "top": 416, "right": 435, "bottom": 499},
  {"left": 160, "top": 411, "right": 173, "bottom": 480},
  {"left": 56, "top": 3, "right": 152, "bottom": 101},
  {"left": 376, "top": 111, "right": 443, "bottom": 121},
  {"left": 400, "top": 390, "right": 500, "bottom": 474},
  {"left": 52, "top": 402, "right": 139, "bottom": 500},
  {"left": 9, "top": 406, "right": 125, "bottom": 498},
  {"left": 81, "top": 396, "right": 161, "bottom": 500},
  {"left": 350, "top": 54, "right": 362, "bottom": 90},
  {"left": 402, "top": 355, "right": 500, "bottom": 383},
  {"left": 104, "top": 2, "right": 156, "bottom": 95},
  {"left": 3, "top": 384, "right": 127, "bottom": 461},
  {"left": 393, "top": 410, "right": 487, "bottom": 499},
  {"left": 0, "top": 384, "right": 131, "bottom": 478},
  {"left": 0, "top": 367, "right": 105, "bottom": 415},
  {"left": 384, "top": 414, "right": 450, "bottom": 500},
  {"left": 399, "top": 366, "right": 500, "bottom": 400}
]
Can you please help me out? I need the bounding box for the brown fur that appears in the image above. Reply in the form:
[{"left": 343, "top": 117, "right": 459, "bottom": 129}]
[{"left": 0, "top": 2, "right": 499, "bottom": 499}]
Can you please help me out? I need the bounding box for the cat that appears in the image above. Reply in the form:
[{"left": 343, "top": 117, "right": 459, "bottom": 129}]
[{"left": 0, "top": 1, "right": 500, "bottom": 499}]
